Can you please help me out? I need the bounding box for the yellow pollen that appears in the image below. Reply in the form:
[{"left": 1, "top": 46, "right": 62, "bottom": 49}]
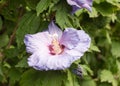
[
  {"left": 48, "top": 33, "right": 64, "bottom": 55},
  {"left": 51, "top": 39, "right": 63, "bottom": 55}
]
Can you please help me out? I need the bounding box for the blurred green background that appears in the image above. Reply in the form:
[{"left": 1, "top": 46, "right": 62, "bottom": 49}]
[{"left": 0, "top": 0, "right": 120, "bottom": 86}]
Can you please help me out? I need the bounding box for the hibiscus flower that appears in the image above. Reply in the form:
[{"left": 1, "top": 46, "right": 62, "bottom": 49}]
[
  {"left": 67, "top": 0, "right": 93, "bottom": 14},
  {"left": 24, "top": 21, "right": 91, "bottom": 70}
]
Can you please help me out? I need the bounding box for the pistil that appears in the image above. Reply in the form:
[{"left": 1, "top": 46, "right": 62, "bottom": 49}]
[{"left": 49, "top": 38, "right": 64, "bottom": 55}]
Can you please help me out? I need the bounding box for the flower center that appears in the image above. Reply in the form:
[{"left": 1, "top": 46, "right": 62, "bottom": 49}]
[{"left": 49, "top": 38, "right": 64, "bottom": 55}]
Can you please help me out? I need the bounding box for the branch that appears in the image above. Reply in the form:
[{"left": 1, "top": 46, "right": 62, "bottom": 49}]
[{"left": 6, "top": 7, "right": 24, "bottom": 49}]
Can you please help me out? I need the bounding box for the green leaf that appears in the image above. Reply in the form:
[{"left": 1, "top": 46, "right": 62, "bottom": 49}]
[
  {"left": 16, "top": 12, "right": 41, "bottom": 47},
  {"left": 111, "top": 41, "right": 120, "bottom": 58},
  {"left": 41, "top": 71, "right": 66, "bottom": 86},
  {"left": 15, "top": 57, "right": 28, "bottom": 68},
  {"left": 81, "top": 15, "right": 110, "bottom": 33},
  {"left": 88, "top": 7, "right": 98, "bottom": 18},
  {"left": 36, "top": 0, "right": 51, "bottom": 16},
  {"left": 90, "top": 42, "right": 100, "bottom": 52},
  {"left": 65, "top": 70, "right": 73, "bottom": 86},
  {"left": 0, "top": 34, "right": 9, "bottom": 48},
  {"left": 100, "top": 70, "right": 118, "bottom": 86},
  {"left": 20, "top": 69, "right": 66, "bottom": 86},
  {"left": 81, "top": 79, "right": 96, "bottom": 86},
  {"left": 0, "top": 63, "right": 3, "bottom": 76},
  {"left": 20, "top": 69, "right": 41, "bottom": 86},
  {"left": 94, "top": 0, "right": 105, "bottom": 4},
  {"left": 25, "top": 0, "right": 40, "bottom": 10},
  {"left": 95, "top": 2, "right": 116, "bottom": 16},
  {"left": 0, "top": 0, "right": 25, "bottom": 21},
  {"left": 8, "top": 68, "right": 21, "bottom": 85},
  {"left": 81, "top": 65, "right": 93, "bottom": 76},
  {"left": 117, "top": 60, "right": 120, "bottom": 72},
  {"left": 106, "top": 0, "right": 120, "bottom": 7},
  {"left": 106, "top": 31, "right": 112, "bottom": 44},
  {"left": 68, "top": 15, "right": 80, "bottom": 28},
  {"left": 100, "top": 70, "right": 112, "bottom": 81},
  {"left": 116, "top": 11, "right": 120, "bottom": 23},
  {"left": 80, "top": 76, "right": 96, "bottom": 86},
  {"left": 51, "top": 0, "right": 59, "bottom": 4},
  {"left": 0, "top": 16, "right": 2, "bottom": 30},
  {"left": 98, "top": 82, "right": 112, "bottom": 86},
  {"left": 105, "top": 57, "right": 118, "bottom": 73},
  {"left": 4, "top": 48, "right": 19, "bottom": 58},
  {"left": 64, "top": 70, "right": 79, "bottom": 86},
  {"left": 55, "top": 1, "right": 72, "bottom": 28},
  {"left": 110, "top": 13, "right": 117, "bottom": 22}
]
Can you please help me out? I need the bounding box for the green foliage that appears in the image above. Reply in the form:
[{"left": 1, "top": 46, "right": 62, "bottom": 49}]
[
  {"left": 0, "top": 34, "right": 9, "bottom": 48},
  {"left": 20, "top": 69, "right": 66, "bottom": 86},
  {"left": 36, "top": 0, "right": 51, "bottom": 16},
  {"left": 25, "top": 0, "right": 40, "bottom": 10},
  {"left": 80, "top": 76, "right": 96, "bottom": 86},
  {"left": 8, "top": 68, "right": 22, "bottom": 86},
  {"left": 0, "top": 0, "right": 120, "bottom": 86},
  {"left": 0, "top": 17, "right": 2, "bottom": 30},
  {"left": 64, "top": 70, "right": 80, "bottom": 86},
  {"left": 95, "top": 2, "right": 116, "bottom": 16},
  {"left": 99, "top": 70, "right": 118, "bottom": 86},
  {"left": 111, "top": 41, "right": 120, "bottom": 58},
  {"left": 16, "top": 12, "right": 41, "bottom": 47},
  {"left": 55, "top": 0, "right": 72, "bottom": 28},
  {"left": 15, "top": 57, "right": 28, "bottom": 68}
]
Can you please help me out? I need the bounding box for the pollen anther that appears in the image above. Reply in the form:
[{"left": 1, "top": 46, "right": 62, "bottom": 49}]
[{"left": 49, "top": 38, "right": 64, "bottom": 55}]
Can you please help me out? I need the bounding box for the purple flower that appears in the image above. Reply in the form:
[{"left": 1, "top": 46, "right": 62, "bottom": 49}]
[
  {"left": 24, "top": 21, "right": 91, "bottom": 70},
  {"left": 67, "top": 0, "right": 93, "bottom": 14}
]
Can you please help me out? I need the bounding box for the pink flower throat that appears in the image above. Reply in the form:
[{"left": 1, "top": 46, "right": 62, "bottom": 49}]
[{"left": 49, "top": 38, "right": 64, "bottom": 55}]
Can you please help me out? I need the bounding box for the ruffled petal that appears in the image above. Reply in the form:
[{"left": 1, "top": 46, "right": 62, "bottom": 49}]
[
  {"left": 67, "top": 0, "right": 80, "bottom": 7},
  {"left": 27, "top": 51, "right": 75, "bottom": 70},
  {"left": 64, "top": 49, "right": 83, "bottom": 61},
  {"left": 60, "top": 28, "right": 80, "bottom": 49},
  {"left": 87, "top": 0, "right": 93, "bottom": 6},
  {"left": 24, "top": 22, "right": 91, "bottom": 71},
  {"left": 46, "top": 54, "right": 72, "bottom": 70},
  {"left": 28, "top": 51, "right": 50, "bottom": 70},
  {"left": 60, "top": 29, "right": 90, "bottom": 61},
  {"left": 24, "top": 32, "right": 51, "bottom": 54},
  {"left": 75, "top": 0, "right": 92, "bottom": 12},
  {"left": 67, "top": 0, "right": 93, "bottom": 13},
  {"left": 27, "top": 48, "right": 85, "bottom": 70},
  {"left": 81, "top": 3, "right": 92, "bottom": 12},
  {"left": 75, "top": 30, "right": 91, "bottom": 53},
  {"left": 48, "top": 21, "right": 62, "bottom": 39}
]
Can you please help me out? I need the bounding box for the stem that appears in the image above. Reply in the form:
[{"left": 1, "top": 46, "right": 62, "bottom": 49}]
[{"left": 6, "top": 7, "right": 24, "bottom": 49}]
